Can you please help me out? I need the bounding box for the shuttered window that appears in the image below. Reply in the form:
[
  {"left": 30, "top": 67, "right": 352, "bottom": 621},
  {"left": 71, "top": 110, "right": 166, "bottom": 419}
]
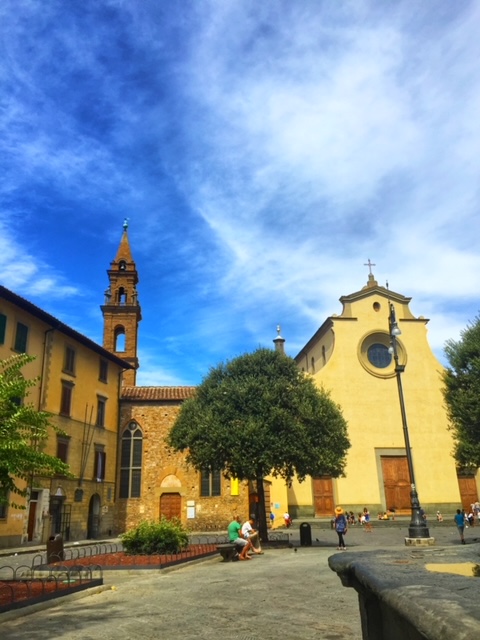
[
  {"left": 14, "top": 322, "right": 28, "bottom": 353},
  {"left": 96, "top": 396, "right": 107, "bottom": 427},
  {"left": 60, "top": 382, "right": 74, "bottom": 416},
  {"left": 63, "top": 346, "right": 76, "bottom": 374},
  {"left": 99, "top": 359, "right": 108, "bottom": 382},
  {"left": 0, "top": 314, "right": 6, "bottom": 345}
]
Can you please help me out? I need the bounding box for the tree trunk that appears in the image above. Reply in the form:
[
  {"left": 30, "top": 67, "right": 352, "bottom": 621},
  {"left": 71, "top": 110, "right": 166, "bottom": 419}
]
[{"left": 256, "top": 474, "right": 269, "bottom": 543}]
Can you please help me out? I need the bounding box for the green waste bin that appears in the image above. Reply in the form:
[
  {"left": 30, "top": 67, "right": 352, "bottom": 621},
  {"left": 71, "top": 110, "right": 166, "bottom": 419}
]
[{"left": 46, "top": 534, "right": 65, "bottom": 563}]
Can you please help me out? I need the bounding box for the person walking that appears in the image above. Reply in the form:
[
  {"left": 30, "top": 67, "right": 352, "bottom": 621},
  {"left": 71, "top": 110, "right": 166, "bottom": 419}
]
[
  {"left": 454, "top": 508, "right": 466, "bottom": 544},
  {"left": 334, "top": 506, "right": 348, "bottom": 550}
]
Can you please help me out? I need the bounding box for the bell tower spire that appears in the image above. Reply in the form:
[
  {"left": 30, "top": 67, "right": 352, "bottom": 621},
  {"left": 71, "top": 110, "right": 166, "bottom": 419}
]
[{"left": 101, "top": 220, "right": 141, "bottom": 385}]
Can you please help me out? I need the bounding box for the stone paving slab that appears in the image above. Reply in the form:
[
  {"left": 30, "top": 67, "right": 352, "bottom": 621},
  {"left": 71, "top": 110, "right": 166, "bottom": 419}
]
[
  {"left": 1, "top": 523, "right": 478, "bottom": 640},
  {"left": 1, "top": 547, "right": 362, "bottom": 640}
]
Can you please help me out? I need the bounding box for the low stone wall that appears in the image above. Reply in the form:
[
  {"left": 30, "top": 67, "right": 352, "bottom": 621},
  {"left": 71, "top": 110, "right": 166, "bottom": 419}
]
[{"left": 329, "top": 546, "right": 480, "bottom": 640}]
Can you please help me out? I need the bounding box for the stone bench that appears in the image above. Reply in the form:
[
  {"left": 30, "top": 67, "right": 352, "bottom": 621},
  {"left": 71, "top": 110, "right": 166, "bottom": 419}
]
[{"left": 216, "top": 543, "right": 239, "bottom": 562}]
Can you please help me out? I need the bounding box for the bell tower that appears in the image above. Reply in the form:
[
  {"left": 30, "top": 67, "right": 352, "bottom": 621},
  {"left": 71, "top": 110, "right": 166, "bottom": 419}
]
[{"left": 101, "top": 219, "right": 141, "bottom": 386}]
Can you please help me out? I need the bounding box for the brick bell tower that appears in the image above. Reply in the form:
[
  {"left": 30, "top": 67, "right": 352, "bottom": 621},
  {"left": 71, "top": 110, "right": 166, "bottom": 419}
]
[{"left": 101, "top": 219, "right": 141, "bottom": 385}]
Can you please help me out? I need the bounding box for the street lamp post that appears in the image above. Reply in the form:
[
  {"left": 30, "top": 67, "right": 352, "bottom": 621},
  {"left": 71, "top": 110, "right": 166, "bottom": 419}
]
[{"left": 388, "top": 303, "right": 430, "bottom": 539}]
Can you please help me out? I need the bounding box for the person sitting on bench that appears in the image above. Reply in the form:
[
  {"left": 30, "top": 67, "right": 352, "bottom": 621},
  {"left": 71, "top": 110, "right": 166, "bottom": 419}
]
[
  {"left": 241, "top": 516, "right": 263, "bottom": 554},
  {"left": 227, "top": 515, "right": 253, "bottom": 560}
]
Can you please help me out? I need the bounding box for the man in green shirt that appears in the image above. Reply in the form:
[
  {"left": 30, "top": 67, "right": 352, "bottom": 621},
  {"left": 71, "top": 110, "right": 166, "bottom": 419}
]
[{"left": 228, "top": 515, "right": 252, "bottom": 560}]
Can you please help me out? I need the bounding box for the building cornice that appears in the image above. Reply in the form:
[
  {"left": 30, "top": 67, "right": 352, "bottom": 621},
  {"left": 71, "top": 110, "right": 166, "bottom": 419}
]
[{"left": 0, "top": 285, "right": 133, "bottom": 369}]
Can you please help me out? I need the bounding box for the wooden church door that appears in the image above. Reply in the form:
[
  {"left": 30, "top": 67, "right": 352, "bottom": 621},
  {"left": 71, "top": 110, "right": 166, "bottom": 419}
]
[
  {"left": 457, "top": 475, "right": 478, "bottom": 510},
  {"left": 160, "top": 493, "right": 181, "bottom": 520},
  {"left": 312, "top": 477, "right": 334, "bottom": 516},
  {"left": 381, "top": 456, "right": 411, "bottom": 512}
]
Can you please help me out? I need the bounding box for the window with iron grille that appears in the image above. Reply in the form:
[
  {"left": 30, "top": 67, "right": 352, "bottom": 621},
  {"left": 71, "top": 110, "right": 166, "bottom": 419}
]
[
  {"left": 119, "top": 422, "right": 143, "bottom": 498},
  {"left": 200, "top": 468, "right": 221, "bottom": 497},
  {"left": 14, "top": 322, "right": 28, "bottom": 353}
]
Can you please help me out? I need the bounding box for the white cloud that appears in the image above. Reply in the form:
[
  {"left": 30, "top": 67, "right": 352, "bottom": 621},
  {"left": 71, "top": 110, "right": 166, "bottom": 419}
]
[{"left": 0, "top": 220, "right": 79, "bottom": 299}]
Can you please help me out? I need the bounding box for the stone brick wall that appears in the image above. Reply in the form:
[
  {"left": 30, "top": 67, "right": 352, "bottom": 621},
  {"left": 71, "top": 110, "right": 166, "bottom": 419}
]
[{"left": 115, "top": 399, "right": 249, "bottom": 534}]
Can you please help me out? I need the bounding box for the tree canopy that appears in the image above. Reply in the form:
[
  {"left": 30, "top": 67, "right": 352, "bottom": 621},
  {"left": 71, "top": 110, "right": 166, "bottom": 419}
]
[
  {"left": 443, "top": 315, "right": 480, "bottom": 469},
  {"left": 0, "top": 353, "right": 70, "bottom": 507},
  {"left": 168, "top": 348, "right": 350, "bottom": 537}
]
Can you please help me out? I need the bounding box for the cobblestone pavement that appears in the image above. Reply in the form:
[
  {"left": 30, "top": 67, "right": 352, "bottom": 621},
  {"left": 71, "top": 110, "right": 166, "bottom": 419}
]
[{"left": 1, "top": 522, "right": 478, "bottom": 640}]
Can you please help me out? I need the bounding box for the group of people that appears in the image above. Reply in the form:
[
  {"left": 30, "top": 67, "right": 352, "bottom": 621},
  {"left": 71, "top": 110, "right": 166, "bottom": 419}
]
[
  {"left": 227, "top": 515, "right": 264, "bottom": 561},
  {"left": 464, "top": 502, "right": 480, "bottom": 526},
  {"left": 335, "top": 503, "right": 480, "bottom": 548},
  {"left": 333, "top": 506, "right": 373, "bottom": 548},
  {"left": 453, "top": 503, "right": 480, "bottom": 544}
]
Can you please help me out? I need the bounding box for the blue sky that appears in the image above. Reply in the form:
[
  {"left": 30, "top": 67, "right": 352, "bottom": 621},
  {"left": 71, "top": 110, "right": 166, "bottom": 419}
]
[{"left": 1, "top": 1, "right": 479, "bottom": 386}]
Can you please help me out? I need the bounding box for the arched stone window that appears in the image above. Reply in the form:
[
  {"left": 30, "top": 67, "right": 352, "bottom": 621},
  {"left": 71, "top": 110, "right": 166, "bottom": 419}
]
[
  {"left": 114, "top": 326, "right": 126, "bottom": 352},
  {"left": 119, "top": 421, "right": 143, "bottom": 498}
]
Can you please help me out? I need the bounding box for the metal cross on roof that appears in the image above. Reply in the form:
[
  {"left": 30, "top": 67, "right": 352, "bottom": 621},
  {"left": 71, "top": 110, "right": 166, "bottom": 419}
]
[{"left": 364, "top": 259, "right": 376, "bottom": 275}]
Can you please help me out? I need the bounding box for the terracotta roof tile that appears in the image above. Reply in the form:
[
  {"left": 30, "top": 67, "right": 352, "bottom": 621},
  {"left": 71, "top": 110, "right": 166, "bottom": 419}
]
[{"left": 121, "top": 386, "right": 196, "bottom": 401}]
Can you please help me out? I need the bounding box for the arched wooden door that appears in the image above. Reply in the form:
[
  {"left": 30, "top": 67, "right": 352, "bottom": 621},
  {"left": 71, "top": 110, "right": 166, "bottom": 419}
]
[{"left": 160, "top": 492, "right": 181, "bottom": 520}]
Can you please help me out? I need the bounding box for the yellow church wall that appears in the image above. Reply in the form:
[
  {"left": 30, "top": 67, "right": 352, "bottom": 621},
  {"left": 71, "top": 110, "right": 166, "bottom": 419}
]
[
  {"left": 296, "top": 282, "right": 462, "bottom": 516},
  {"left": 266, "top": 475, "right": 301, "bottom": 526},
  {"left": 285, "top": 477, "right": 315, "bottom": 517}
]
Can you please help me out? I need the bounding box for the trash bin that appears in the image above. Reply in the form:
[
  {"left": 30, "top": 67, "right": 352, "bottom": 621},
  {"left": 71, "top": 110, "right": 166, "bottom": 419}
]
[
  {"left": 46, "top": 534, "right": 65, "bottom": 563},
  {"left": 299, "top": 522, "right": 312, "bottom": 547}
]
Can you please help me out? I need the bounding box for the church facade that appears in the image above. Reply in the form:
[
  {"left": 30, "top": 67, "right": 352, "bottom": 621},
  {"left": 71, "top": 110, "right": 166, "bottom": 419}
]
[{"left": 281, "top": 272, "right": 478, "bottom": 519}]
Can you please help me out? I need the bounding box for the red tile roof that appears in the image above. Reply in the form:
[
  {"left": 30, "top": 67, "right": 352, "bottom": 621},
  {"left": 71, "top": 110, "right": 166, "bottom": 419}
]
[{"left": 121, "top": 386, "right": 196, "bottom": 401}]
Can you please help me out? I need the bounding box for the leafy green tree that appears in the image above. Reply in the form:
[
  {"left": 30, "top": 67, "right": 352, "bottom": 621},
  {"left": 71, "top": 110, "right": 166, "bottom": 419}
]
[
  {"left": 443, "top": 315, "right": 480, "bottom": 469},
  {"left": 168, "top": 348, "right": 350, "bottom": 541},
  {"left": 0, "top": 353, "right": 70, "bottom": 507}
]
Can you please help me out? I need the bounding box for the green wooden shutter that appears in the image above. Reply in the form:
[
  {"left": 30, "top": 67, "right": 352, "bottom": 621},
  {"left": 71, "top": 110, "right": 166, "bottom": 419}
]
[{"left": 0, "top": 314, "right": 6, "bottom": 345}]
